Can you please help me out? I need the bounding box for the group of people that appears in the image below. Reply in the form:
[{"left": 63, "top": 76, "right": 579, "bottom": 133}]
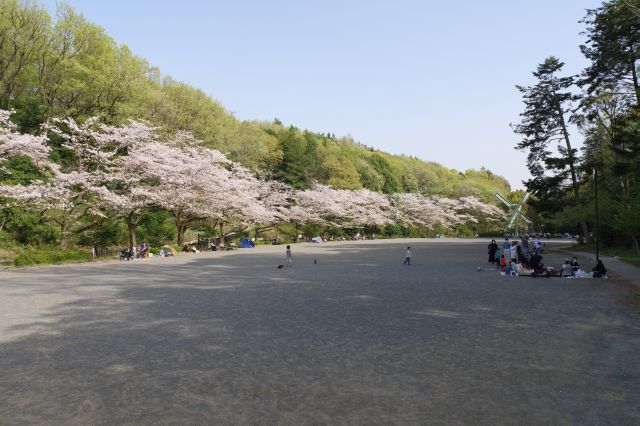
[
  {"left": 119, "top": 242, "right": 149, "bottom": 260},
  {"left": 561, "top": 257, "right": 582, "bottom": 277},
  {"left": 561, "top": 257, "right": 608, "bottom": 278},
  {"left": 487, "top": 237, "right": 541, "bottom": 274},
  {"left": 487, "top": 236, "right": 608, "bottom": 277}
]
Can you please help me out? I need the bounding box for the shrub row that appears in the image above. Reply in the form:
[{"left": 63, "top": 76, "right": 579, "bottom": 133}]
[{"left": 14, "top": 248, "right": 92, "bottom": 267}]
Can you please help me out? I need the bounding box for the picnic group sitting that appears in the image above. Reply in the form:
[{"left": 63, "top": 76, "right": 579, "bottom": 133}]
[
  {"left": 182, "top": 243, "right": 200, "bottom": 253},
  {"left": 119, "top": 242, "right": 150, "bottom": 260},
  {"left": 487, "top": 237, "right": 607, "bottom": 278}
]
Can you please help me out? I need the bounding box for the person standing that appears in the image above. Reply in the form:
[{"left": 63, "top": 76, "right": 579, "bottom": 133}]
[
  {"left": 516, "top": 241, "right": 525, "bottom": 265},
  {"left": 285, "top": 245, "right": 292, "bottom": 268},
  {"left": 510, "top": 241, "right": 518, "bottom": 264},
  {"left": 488, "top": 240, "right": 498, "bottom": 264},
  {"left": 520, "top": 236, "right": 530, "bottom": 267},
  {"left": 403, "top": 247, "right": 412, "bottom": 265},
  {"left": 534, "top": 237, "right": 542, "bottom": 255}
]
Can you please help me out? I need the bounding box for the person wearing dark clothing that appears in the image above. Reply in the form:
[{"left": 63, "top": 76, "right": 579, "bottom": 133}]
[
  {"left": 488, "top": 240, "right": 498, "bottom": 263},
  {"left": 529, "top": 253, "right": 544, "bottom": 272},
  {"left": 592, "top": 260, "right": 607, "bottom": 277},
  {"left": 570, "top": 257, "right": 580, "bottom": 272},
  {"left": 516, "top": 242, "right": 525, "bottom": 265}
]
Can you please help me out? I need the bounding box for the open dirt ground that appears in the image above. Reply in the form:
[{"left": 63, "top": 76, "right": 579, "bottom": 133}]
[{"left": 1, "top": 239, "right": 639, "bottom": 425}]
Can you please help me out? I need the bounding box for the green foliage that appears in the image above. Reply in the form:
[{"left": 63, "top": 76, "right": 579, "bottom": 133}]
[
  {"left": 1, "top": 209, "right": 58, "bottom": 245},
  {"left": 137, "top": 210, "right": 176, "bottom": 247},
  {"left": 0, "top": 155, "right": 47, "bottom": 184},
  {"left": 13, "top": 247, "right": 91, "bottom": 266},
  {"left": 515, "top": 0, "right": 640, "bottom": 250},
  {"left": 580, "top": 0, "right": 640, "bottom": 107},
  {"left": 366, "top": 153, "right": 402, "bottom": 193},
  {"left": 276, "top": 126, "right": 311, "bottom": 188},
  {"left": 513, "top": 57, "right": 582, "bottom": 210},
  {"left": 77, "top": 218, "right": 126, "bottom": 247}
]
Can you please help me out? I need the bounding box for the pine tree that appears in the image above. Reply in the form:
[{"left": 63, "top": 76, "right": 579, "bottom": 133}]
[{"left": 512, "top": 57, "right": 588, "bottom": 237}]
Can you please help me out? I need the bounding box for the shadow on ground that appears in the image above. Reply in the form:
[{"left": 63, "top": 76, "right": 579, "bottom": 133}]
[{"left": 1, "top": 241, "right": 639, "bottom": 425}]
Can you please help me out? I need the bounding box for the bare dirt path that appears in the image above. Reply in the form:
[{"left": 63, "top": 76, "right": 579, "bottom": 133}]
[{"left": 1, "top": 239, "right": 638, "bottom": 425}]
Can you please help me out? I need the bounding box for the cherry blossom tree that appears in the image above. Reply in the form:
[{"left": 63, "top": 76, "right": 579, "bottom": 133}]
[
  {"left": 44, "top": 117, "right": 161, "bottom": 248},
  {"left": 391, "top": 193, "right": 504, "bottom": 232},
  {"left": 248, "top": 180, "right": 293, "bottom": 240},
  {"left": 141, "top": 144, "right": 234, "bottom": 245},
  {"left": 0, "top": 111, "right": 111, "bottom": 248},
  {"left": 0, "top": 166, "right": 109, "bottom": 249},
  {"left": 0, "top": 110, "right": 51, "bottom": 166},
  {"left": 1, "top": 109, "right": 508, "bottom": 249}
]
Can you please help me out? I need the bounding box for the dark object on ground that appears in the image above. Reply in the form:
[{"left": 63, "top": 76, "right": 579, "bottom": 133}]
[
  {"left": 119, "top": 248, "right": 133, "bottom": 261},
  {"left": 529, "top": 254, "right": 544, "bottom": 272},
  {"left": 277, "top": 264, "right": 285, "bottom": 269},
  {"left": 593, "top": 259, "right": 607, "bottom": 277}
]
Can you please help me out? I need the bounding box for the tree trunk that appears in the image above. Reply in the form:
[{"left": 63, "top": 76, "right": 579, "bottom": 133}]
[
  {"left": 128, "top": 223, "right": 136, "bottom": 250},
  {"left": 59, "top": 217, "right": 69, "bottom": 250},
  {"left": 217, "top": 222, "right": 224, "bottom": 249},
  {"left": 557, "top": 102, "right": 589, "bottom": 239},
  {"left": 59, "top": 234, "right": 68, "bottom": 250},
  {"left": 126, "top": 212, "right": 137, "bottom": 249},
  {"left": 254, "top": 224, "right": 275, "bottom": 240},
  {"left": 177, "top": 224, "right": 187, "bottom": 245}
]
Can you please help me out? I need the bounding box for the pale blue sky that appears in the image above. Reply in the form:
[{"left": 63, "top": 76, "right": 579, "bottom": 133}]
[{"left": 41, "top": 0, "right": 603, "bottom": 189}]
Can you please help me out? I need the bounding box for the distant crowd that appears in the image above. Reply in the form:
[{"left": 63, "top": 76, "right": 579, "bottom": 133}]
[
  {"left": 488, "top": 236, "right": 545, "bottom": 272},
  {"left": 487, "top": 236, "right": 607, "bottom": 278}
]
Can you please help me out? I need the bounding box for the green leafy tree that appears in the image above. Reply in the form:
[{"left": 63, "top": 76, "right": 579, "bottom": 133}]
[
  {"left": 366, "top": 153, "right": 401, "bottom": 194},
  {"left": 0, "top": 0, "right": 50, "bottom": 109},
  {"left": 580, "top": 0, "right": 640, "bottom": 107},
  {"left": 276, "top": 126, "right": 310, "bottom": 188}
]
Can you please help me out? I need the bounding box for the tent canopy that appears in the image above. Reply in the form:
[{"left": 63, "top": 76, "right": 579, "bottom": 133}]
[
  {"left": 240, "top": 238, "right": 255, "bottom": 248},
  {"left": 161, "top": 245, "right": 178, "bottom": 256}
]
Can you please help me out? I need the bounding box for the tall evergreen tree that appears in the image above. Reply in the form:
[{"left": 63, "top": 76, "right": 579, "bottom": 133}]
[{"left": 512, "top": 57, "right": 588, "bottom": 237}]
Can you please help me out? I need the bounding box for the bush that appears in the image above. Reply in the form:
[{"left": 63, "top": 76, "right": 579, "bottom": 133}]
[
  {"left": 14, "top": 247, "right": 92, "bottom": 267},
  {"left": 137, "top": 210, "right": 176, "bottom": 247}
]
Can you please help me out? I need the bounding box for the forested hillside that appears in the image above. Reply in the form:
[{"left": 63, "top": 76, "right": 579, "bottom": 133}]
[
  {"left": 0, "top": 0, "right": 511, "bottom": 265},
  {"left": 0, "top": 0, "right": 509, "bottom": 200}
]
